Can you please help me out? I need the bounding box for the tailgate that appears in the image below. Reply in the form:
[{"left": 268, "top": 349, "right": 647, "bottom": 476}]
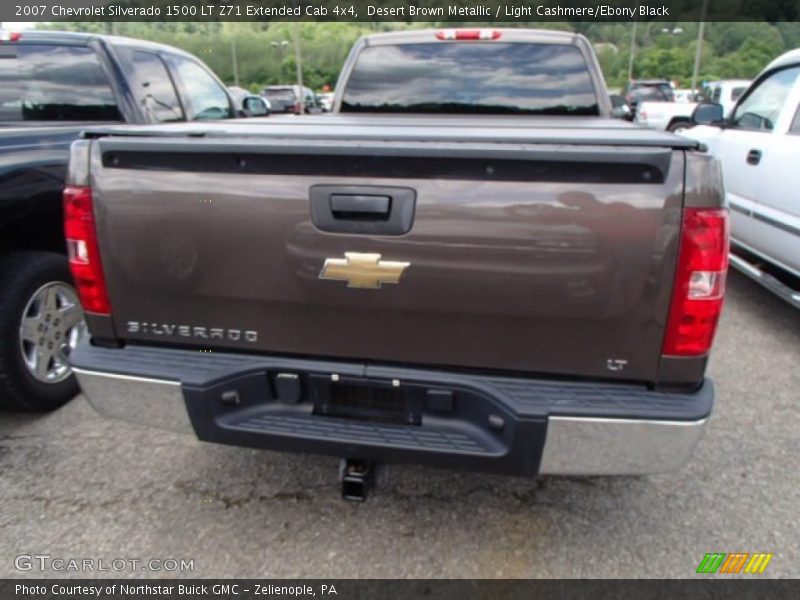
[{"left": 88, "top": 132, "right": 684, "bottom": 383}]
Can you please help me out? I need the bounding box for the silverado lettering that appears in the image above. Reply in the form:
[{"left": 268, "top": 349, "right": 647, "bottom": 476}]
[{"left": 126, "top": 322, "right": 258, "bottom": 343}]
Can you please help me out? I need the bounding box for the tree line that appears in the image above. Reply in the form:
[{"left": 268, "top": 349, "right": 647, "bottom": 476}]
[{"left": 39, "top": 21, "right": 800, "bottom": 92}]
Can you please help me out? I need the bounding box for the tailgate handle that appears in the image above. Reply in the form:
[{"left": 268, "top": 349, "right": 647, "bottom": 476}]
[
  {"left": 330, "top": 194, "right": 390, "bottom": 220},
  {"left": 310, "top": 185, "right": 416, "bottom": 236}
]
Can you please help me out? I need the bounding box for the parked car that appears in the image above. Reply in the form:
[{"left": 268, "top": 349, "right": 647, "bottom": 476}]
[
  {"left": 636, "top": 83, "right": 750, "bottom": 133},
  {"left": 261, "top": 85, "right": 323, "bottom": 114},
  {"left": 0, "top": 29, "right": 266, "bottom": 411},
  {"left": 228, "top": 86, "right": 270, "bottom": 115},
  {"left": 684, "top": 51, "right": 799, "bottom": 308},
  {"left": 622, "top": 79, "right": 674, "bottom": 118},
  {"left": 635, "top": 99, "right": 697, "bottom": 132},
  {"left": 701, "top": 79, "right": 752, "bottom": 117},
  {"left": 318, "top": 91, "right": 335, "bottom": 112},
  {"left": 674, "top": 89, "right": 700, "bottom": 103},
  {"left": 68, "top": 28, "right": 726, "bottom": 500}
]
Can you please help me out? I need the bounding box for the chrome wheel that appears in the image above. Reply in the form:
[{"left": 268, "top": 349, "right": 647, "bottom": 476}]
[{"left": 18, "top": 282, "right": 86, "bottom": 384}]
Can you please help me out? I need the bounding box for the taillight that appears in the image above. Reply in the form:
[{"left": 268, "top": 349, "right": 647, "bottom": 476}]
[
  {"left": 436, "top": 29, "right": 501, "bottom": 41},
  {"left": 0, "top": 31, "right": 22, "bottom": 42},
  {"left": 63, "top": 185, "right": 112, "bottom": 315},
  {"left": 662, "top": 208, "right": 729, "bottom": 356}
]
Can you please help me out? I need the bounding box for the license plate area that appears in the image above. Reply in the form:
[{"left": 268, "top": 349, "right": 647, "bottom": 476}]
[{"left": 312, "top": 376, "right": 421, "bottom": 425}]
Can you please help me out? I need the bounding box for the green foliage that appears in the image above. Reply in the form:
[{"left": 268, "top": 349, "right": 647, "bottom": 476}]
[
  {"left": 35, "top": 21, "right": 800, "bottom": 92},
  {"left": 596, "top": 21, "right": 798, "bottom": 90}
]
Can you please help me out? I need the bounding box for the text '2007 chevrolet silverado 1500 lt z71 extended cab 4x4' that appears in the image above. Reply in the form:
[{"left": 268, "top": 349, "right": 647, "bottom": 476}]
[{"left": 66, "top": 29, "right": 729, "bottom": 500}]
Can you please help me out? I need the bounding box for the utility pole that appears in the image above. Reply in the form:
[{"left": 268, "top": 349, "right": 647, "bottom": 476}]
[
  {"left": 627, "top": 21, "right": 637, "bottom": 83},
  {"left": 230, "top": 37, "right": 240, "bottom": 88},
  {"left": 293, "top": 22, "right": 305, "bottom": 114},
  {"left": 690, "top": 0, "right": 710, "bottom": 93}
]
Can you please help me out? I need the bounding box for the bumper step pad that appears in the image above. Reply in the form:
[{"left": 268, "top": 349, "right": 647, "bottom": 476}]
[
  {"left": 71, "top": 340, "right": 713, "bottom": 476},
  {"left": 232, "top": 412, "right": 493, "bottom": 454}
]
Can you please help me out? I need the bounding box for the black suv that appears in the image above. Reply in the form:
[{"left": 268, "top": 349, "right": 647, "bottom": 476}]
[{"left": 0, "top": 29, "right": 265, "bottom": 411}]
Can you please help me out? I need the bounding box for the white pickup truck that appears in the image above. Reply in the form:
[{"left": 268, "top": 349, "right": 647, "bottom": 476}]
[
  {"left": 684, "top": 51, "right": 800, "bottom": 307},
  {"left": 635, "top": 96, "right": 696, "bottom": 133},
  {"left": 636, "top": 81, "right": 750, "bottom": 133}
]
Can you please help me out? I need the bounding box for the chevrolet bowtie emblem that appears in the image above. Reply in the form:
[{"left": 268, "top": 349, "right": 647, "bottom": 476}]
[{"left": 319, "top": 252, "right": 410, "bottom": 289}]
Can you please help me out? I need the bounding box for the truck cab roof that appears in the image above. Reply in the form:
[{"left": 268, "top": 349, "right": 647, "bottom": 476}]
[
  {"left": 1, "top": 29, "right": 199, "bottom": 59},
  {"left": 764, "top": 48, "right": 800, "bottom": 72}
]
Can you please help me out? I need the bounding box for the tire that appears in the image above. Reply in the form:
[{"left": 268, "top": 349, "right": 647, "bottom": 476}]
[
  {"left": 668, "top": 120, "right": 692, "bottom": 134},
  {"left": 0, "top": 252, "right": 86, "bottom": 411}
]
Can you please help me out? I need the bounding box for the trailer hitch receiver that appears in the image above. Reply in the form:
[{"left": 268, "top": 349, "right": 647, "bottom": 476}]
[{"left": 339, "top": 458, "right": 374, "bottom": 502}]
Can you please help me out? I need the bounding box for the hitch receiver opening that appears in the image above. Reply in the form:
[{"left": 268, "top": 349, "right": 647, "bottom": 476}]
[{"left": 339, "top": 458, "right": 375, "bottom": 502}]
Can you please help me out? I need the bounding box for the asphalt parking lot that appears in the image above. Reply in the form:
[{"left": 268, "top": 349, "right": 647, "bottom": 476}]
[{"left": 2, "top": 271, "right": 798, "bottom": 579}]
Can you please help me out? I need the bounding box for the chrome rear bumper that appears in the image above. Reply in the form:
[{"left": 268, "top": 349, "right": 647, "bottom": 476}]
[
  {"left": 539, "top": 415, "right": 706, "bottom": 475},
  {"left": 74, "top": 356, "right": 710, "bottom": 476},
  {"left": 74, "top": 369, "right": 192, "bottom": 435}
]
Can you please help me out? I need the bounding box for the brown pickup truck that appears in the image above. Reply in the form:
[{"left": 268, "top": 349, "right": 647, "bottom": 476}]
[{"left": 65, "top": 29, "right": 729, "bottom": 499}]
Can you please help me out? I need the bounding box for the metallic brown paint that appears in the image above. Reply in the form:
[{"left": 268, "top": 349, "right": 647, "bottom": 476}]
[{"left": 88, "top": 146, "right": 690, "bottom": 383}]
